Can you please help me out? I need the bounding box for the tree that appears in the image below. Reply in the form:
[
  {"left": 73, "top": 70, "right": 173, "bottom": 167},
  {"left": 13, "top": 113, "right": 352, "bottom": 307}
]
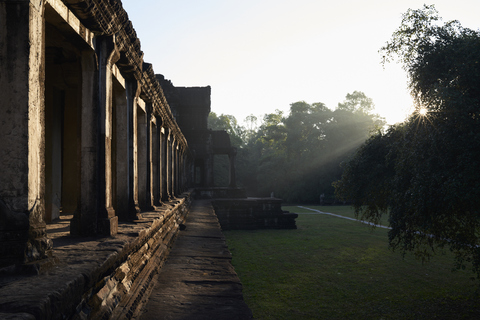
[
  {"left": 250, "top": 110, "right": 288, "bottom": 197},
  {"left": 244, "top": 94, "right": 382, "bottom": 202},
  {"left": 207, "top": 91, "right": 382, "bottom": 201},
  {"left": 336, "top": 5, "right": 480, "bottom": 276},
  {"left": 244, "top": 114, "right": 259, "bottom": 143},
  {"left": 337, "top": 91, "right": 375, "bottom": 114},
  {"left": 334, "top": 125, "right": 402, "bottom": 226}
]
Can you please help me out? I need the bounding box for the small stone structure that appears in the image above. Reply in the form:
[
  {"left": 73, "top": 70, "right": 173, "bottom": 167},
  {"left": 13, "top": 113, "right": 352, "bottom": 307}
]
[{"left": 212, "top": 198, "right": 299, "bottom": 230}]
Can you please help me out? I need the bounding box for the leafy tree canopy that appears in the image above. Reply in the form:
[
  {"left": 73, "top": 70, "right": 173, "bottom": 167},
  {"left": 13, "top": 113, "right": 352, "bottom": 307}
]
[
  {"left": 337, "top": 91, "right": 375, "bottom": 114},
  {"left": 227, "top": 92, "right": 383, "bottom": 202},
  {"left": 337, "top": 5, "right": 480, "bottom": 277}
]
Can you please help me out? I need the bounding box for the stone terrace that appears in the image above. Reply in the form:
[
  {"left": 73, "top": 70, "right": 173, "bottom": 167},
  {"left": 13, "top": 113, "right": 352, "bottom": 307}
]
[{"left": 0, "top": 195, "right": 191, "bottom": 319}]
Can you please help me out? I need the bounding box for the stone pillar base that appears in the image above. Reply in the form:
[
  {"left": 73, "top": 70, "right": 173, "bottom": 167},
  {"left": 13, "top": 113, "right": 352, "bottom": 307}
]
[
  {"left": 143, "top": 205, "right": 155, "bottom": 212},
  {"left": 18, "top": 255, "right": 59, "bottom": 275},
  {"left": 25, "top": 224, "right": 53, "bottom": 264},
  {"left": 70, "top": 214, "right": 97, "bottom": 236},
  {"left": 153, "top": 201, "right": 164, "bottom": 210},
  {"left": 99, "top": 216, "right": 118, "bottom": 236},
  {"left": 130, "top": 205, "right": 143, "bottom": 221}
]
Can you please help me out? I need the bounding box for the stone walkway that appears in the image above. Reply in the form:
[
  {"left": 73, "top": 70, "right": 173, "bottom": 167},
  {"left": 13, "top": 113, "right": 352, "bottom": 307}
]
[{"left": 131, "top": 200, "right": 253, "bottom": 320}]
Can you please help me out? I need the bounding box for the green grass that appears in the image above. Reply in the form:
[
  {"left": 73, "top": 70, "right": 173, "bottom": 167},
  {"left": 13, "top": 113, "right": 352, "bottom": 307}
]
[{"left": 223, "top": 206, "right": 480, "bottom": 320}]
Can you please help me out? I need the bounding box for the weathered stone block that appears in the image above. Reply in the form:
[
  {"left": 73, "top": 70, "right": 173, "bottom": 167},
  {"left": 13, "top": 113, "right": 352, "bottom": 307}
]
[{"left": 212, "top": 198, "right": 298, "bottom": 230}]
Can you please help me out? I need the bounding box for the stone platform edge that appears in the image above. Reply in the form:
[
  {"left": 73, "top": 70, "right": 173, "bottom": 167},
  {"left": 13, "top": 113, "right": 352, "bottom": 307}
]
[{"left": 0, "top": 191, "right": 192, "bottom": 320}]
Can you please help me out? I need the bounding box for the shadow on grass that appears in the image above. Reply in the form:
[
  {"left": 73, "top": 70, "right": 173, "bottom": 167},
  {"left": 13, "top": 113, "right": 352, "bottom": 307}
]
[{"left": 224, "top": 207, "right": 480, "bottom": 320}]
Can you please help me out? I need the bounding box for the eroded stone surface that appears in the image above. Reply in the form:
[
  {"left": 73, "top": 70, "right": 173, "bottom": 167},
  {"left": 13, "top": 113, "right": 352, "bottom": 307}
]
[{"left": 0, "top": 197, "right": 191, "bottom": 320}]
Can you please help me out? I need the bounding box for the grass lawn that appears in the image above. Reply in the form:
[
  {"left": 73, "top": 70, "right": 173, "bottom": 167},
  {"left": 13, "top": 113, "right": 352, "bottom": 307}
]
[{"left": 223, "top": 206, "right": 480, "bottom": 320}]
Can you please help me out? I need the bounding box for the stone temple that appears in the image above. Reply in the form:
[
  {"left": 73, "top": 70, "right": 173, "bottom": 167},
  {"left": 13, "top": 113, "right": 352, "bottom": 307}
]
[{"left": 0, "top": 0, "right": 296, "bottom": 318}]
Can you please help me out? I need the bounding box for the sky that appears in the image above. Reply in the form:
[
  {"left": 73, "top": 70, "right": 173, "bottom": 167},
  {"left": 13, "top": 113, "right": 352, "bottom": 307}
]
[{"left": 121, "top": 0, "right": 480, "bottom": 126}]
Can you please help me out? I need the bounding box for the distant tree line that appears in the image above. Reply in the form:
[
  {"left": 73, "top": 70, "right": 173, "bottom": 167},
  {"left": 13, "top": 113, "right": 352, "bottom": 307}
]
[{"left": 208, "top": 91, "right": 385, "bottom": 203}]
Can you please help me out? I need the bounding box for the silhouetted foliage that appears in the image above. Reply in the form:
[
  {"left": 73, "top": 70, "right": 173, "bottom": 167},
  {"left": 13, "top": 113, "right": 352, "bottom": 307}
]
[{"left": 336, "top": 5, "right": 480, "bottom": 277}]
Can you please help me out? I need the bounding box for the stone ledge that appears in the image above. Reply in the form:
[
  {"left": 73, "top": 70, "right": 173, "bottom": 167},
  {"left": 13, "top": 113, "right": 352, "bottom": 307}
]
[
  {"left": 0, "top": 192, "right": 192, "bottom": 320},
  {"left": 127, "top": 200, "right": 253, "bottom": 320}
]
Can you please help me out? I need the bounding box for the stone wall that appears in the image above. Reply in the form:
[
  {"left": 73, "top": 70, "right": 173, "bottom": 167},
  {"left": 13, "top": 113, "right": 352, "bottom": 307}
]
[
  {"left": 0, "top": 0, "right": 199, "bottom": 271},
  {"left": 158, "top": 76, "right": 240, "bottom": 189}
]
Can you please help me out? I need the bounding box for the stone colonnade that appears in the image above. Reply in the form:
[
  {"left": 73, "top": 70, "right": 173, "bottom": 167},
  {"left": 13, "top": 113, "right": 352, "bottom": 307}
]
[{"left": 0, "top": 0, "right": 191, "bottom": 269}]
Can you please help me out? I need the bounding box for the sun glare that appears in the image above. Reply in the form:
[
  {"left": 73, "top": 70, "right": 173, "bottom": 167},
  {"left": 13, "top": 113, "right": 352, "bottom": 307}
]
[
  {"left": 418, "top": 107, "right": 428, "bottom": 116},
  {"left": 412, "top": 106, "right": 434, "bottom": 128}
]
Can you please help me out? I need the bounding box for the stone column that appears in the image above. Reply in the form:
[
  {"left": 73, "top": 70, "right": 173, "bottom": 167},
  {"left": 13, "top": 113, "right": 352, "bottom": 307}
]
[
  {"left": 114, "top": 83, "right": 128, "bottom": 220},
  {"left": 161, "top": 128, "right": 169, "bottom": 202},
  {"left": 180, "top": 148, "right": 187, "bottom": 192},
  {"left": 183, "top": 151, "right": 189, "bottom": 191},
  {"left": 125, "top": 79, "right": 141, "bottom": 220},
  {"left": 172, "top": 141, "right": 177, "bottom": 196},
  {"left": 152, "top": 116, "right": 162, "bottom": 207},
  {"left": 0, "top": 0, "right": 52, "bottom": 266},
  {"left": 229, "top": 148, "right": 237, "bottom": 188},
  {"left": 74, "top": 48, "right": 97, "bottom": 235},
  {"left": 178, "top": 148, "right": 183, "bottom": 193},
  {"left": 170, "top": 138, "right": 176, "bottom": 198},
  {"left": 175, "top": 144, "right": 180, "bottom": 195},
  {"left": 144, "top": 103, "right": 154, "bottom": 211},
  {"left": 166, "top": 130, "right": 173, "bottom": 200},
  {"left": 94, "top": 35, "right": 119, "bottom": 236},
  {"left": 136, "top": 103, "right": 147, "bottom": 211}
]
